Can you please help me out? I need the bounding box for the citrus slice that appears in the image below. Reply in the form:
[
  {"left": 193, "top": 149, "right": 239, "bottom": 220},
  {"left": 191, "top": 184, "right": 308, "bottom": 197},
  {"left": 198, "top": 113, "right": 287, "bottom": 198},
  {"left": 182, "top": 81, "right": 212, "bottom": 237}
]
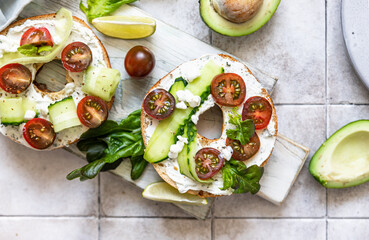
[
  {"left": 142, "top": 182, "right": 208, "bottom": 205},
  {"left": 92, "top": 16, "right": 156, "bottom": 39}
]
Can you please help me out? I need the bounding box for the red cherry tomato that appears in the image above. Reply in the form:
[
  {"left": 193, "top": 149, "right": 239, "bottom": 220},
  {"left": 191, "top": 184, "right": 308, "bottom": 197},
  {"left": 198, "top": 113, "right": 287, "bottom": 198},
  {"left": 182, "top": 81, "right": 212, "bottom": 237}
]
[
  {"left": 61, "top": 42, "right": 92, "bottom": 72},
  {"left": 143, "top": 89, "right": 175, "bottom": 120},
  {"left": 77, "top": 96, "right": 108, "bottom": 128},
  {"left": 20, "top": 27, "right": 53, "bottom": 47},
  {"left": 195, "top": 148, "right": 225, "bottom": 180},
  {"left": 242, "top": 96, "right": 273, "bottom": 130},
  {"left": 0, "top": 63, "right": 32, "bottom": 94},
  {"left": 23, "top": 118, "right": 56, "bottom": 149},
  {"left": 226, "top": 134, "right": 260, "bottom": 161},
  {"left": 124, "top": 45, "right": 155, "bottom": 77},
  {"left": 211, "top": 73, "right": 246, "bottom": 107}
]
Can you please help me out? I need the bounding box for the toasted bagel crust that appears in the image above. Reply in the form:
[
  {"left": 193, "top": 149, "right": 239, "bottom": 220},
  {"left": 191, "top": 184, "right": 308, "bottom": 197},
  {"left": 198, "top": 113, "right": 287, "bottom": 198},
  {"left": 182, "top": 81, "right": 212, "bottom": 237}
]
[
  {"left": 0, "top": 13, "right": 113, "bottom": 150},
  {"left": 141, "top": 54, "right": 277, "bottom": 198}
]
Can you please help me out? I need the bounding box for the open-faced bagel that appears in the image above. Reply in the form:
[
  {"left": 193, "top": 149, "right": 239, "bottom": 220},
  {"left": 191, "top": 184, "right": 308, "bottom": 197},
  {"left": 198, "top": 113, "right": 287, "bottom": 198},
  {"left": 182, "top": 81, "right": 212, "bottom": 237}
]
[
  {"left": 141, "top": 54, "right": 277, "bottom": 197},
  {"left": 0, "top": 12, "right": 113, "bottom": 150}
]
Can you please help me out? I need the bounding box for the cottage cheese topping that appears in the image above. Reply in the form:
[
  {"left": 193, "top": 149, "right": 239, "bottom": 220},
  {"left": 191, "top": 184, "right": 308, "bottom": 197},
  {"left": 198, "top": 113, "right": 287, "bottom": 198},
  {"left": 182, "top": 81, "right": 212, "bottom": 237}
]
[
  {"left": 176, "top": 101, "right": 187, "bottom": 110},
  {"left": 220, "top": 146, "right": 233, "bottom": 161},
  {"left": 144, "top": 54, "right": 277, "bottom": 195},
  {"left": 168, "top": 136, "right": 188, "bottom": 159},
  {"left": 176, "top": 90, "right": 201, "bottom": 108},
  {"left": 0, "top": 18, "right": 106, "bottom": 148},
  {"left": 191, "top": 95, "right": 215, "bottom": 124},
  {"left": 179, "top": 62, "right": 201, "bottom": 82},
  {"left": 24, "top": 110, "right": 36, "bottom": 120}
]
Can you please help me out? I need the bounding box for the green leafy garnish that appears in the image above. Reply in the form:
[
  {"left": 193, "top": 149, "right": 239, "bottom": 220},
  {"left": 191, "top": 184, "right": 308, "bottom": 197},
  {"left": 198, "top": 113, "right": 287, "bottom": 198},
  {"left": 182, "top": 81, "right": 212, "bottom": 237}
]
[
  {"left": 17, "top": 44, "right": 38, "bottom": 56},
  {"left": 80, "top": 0, "right": 137, "bottom": 22},
  {"left": 67, "top": 109, "right": 147, "bottom": 181},
  {"left": 221, "top": 159, "right": 264, "bottom": 194},
  {"left": 17, "top": 44, "right": 53, "bottom": 56},
  {"left": 226, "top": 107, "right": 255, "bottom": 145},
  {"left": 38, "top": 45, "right": 53, "bottom": 53}
]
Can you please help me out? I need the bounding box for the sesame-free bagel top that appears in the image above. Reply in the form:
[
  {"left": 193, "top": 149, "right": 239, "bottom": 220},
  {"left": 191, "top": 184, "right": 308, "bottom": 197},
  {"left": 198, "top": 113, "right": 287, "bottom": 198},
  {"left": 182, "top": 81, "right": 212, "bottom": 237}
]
[{"left": 141, "top": 54, "right": 277, "bottom": 197}]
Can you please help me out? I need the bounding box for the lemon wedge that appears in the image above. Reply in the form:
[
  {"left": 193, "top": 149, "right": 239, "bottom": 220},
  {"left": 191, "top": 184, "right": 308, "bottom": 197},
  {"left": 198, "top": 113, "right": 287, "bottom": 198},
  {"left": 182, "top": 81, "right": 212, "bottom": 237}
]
[
  {"left": 92, "top": 16, "right": 156, "bottom": 39},
  {"left": 142, "top": 182, "right": 208, "bottom": 205}
]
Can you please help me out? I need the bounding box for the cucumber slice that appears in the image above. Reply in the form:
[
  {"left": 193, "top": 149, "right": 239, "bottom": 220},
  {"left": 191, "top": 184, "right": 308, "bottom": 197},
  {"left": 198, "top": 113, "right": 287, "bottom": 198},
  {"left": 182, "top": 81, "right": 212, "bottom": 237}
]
[
  {"left": 22, "top": 98, "right": 37, "bottom": 113},
  {"left": 186, "top": 60, "right": 224, "bottom": 96},
  {"left": 144, "top": 61, "right": 223, "bottom": 163},
  {"left": 82, "top": 66, "right": 121, "bottom": 101},
  {"left": 0, "top": 97, "right": 24, "bottom": 125},
  {"left": 169, "top": 77, "right": 187, "bottom": 103},
  {"left": 0, "top": 8, "right": 73, "bottom": 67},
  {"left": 181, "top": 121, "right": 212, "bottom": 183},
  {"left": 177, "top": 125, "right": 191, "bottom": 177},
  {"left": 48, "top": 96, "right": 81, "bottom": 132}
]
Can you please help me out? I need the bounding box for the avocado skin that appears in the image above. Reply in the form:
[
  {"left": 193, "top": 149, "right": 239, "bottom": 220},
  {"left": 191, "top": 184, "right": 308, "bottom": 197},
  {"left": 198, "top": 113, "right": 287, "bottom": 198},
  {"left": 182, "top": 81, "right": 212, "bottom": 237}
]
[
  {"left": 199, "top": 0, "right": 281, "bottom": 37},
  {"left": 309, "top": 120, "right": 369, "bottom": 188}
]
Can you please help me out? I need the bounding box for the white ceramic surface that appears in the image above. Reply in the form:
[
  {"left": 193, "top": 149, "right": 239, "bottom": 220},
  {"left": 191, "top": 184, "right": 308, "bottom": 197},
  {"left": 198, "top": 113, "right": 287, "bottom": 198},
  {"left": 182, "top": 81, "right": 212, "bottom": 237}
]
[{"left": 341, "top": 0, "right": 369, "bottom": 90}]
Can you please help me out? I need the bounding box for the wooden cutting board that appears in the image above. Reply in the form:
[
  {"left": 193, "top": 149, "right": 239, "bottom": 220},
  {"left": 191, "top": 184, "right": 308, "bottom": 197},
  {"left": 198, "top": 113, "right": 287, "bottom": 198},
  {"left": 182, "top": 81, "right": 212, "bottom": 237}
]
[{"left": 21, "top": 1, "right": 309, "bottom": 219}]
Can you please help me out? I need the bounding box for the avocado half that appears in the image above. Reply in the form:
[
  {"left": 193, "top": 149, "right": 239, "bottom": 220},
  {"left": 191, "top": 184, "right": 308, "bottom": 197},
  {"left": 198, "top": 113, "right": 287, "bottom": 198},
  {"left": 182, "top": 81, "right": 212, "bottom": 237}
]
[
  {"left": 309, "top": 120, "right": 369, "bottom": 188},
  {"left": 199, "top": 0, "right": 281, "bottom": 37}
]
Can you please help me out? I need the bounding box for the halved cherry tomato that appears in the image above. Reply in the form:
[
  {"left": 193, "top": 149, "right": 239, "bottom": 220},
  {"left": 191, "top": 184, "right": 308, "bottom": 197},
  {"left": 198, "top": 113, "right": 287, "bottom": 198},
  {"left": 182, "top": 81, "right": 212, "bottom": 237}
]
[
  {"left": 61, "top": 42, "right": 92, "bottom": 72},
  {"left": 20, "top": 27, "right": 53, "bottom": 47},
  {"left": 77, "top": 96, "right": 108, "bottom": 128},
  {"left": 226, "top": 134, "right": 260, "bottom": 161},
  {"left": 143, "top": 89, "right": 175, "bottom": 120},
  {"left": 23, "top": 118, "right": 56, "bottom": 149},
  {"left": 242, "top": 96, "right": 272, "bottom": 130},
  {"left": 210, "top": 73, "right": 246, "bottom": 107},
  {"left": 195, "top": 148, "right": 225, "bottom": 180},
  {"left": 0, "top": 63, "right": 32, "bottom": 94}
]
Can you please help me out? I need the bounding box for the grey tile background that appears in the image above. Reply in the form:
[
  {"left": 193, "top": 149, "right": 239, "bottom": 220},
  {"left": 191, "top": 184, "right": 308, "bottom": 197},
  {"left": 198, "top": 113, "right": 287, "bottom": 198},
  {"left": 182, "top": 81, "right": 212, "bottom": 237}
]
[{"left": 0, "top": 0, "right": 369, "bottom": 239}]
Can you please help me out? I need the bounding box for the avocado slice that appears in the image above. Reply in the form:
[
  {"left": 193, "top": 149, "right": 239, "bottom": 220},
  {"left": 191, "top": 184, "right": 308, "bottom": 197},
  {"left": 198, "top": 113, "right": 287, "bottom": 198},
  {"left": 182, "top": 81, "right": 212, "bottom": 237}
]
[
  {"left": 309, "top": 120, "right": 369, "bottom": 188},
  {"left": 199, "top": 0, "right": 280, "bottom": 37}
]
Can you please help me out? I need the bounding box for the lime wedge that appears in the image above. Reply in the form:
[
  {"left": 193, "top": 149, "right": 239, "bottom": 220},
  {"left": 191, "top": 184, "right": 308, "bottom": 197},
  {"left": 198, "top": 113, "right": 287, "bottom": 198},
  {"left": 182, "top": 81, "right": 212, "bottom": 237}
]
[
  {"left": 142, "top": 182, "right": 208, "bottom": 205},
  {"left": 92, "top": 16, "right": 156, "bottom": 39}
]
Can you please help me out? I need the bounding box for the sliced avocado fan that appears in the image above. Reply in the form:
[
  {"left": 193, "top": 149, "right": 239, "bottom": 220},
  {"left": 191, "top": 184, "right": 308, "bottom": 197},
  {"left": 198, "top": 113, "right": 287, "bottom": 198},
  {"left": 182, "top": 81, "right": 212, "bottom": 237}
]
[
  {"left": 199, "top": 0, "right": 280, "bottom": 37},
  {"left": 309, "top": 120, "right": 369, "bottom": 188}
]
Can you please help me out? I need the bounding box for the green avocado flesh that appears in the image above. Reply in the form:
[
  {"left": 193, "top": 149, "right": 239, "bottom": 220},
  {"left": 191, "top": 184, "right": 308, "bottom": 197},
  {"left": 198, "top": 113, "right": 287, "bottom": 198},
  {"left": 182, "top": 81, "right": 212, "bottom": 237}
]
[
  {"left": 309, "top": 120, "right": 369, "bottom": 188},
  {"left": 199, "top": 0, "right": 280, "bottom": 37}
]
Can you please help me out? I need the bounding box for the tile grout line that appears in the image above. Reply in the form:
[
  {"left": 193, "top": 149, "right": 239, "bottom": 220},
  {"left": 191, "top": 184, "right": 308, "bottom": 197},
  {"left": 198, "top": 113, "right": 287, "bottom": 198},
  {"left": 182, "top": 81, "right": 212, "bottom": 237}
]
[
  {"left": 325, "top": 0, "right": 329, "bottom": 240},
  {"left": 2, "top": 215, "right": 369, "bottom": 219},
  {"left": 209, "top": 28, "right": 215, "bottom": 240},
  {"left": 98, "top": 174, "right": 101, "bottom": 240}
]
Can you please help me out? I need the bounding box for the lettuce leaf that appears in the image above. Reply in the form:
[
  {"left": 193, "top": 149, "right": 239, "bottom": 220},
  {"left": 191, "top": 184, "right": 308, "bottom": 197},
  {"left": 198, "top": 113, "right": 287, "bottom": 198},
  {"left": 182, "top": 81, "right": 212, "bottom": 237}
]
[
  {"left": 17, "top": 44, "right": 38, "bottom": 56},
  {"left": 80, "top": 0, "right": 137, "bottom": 22}
]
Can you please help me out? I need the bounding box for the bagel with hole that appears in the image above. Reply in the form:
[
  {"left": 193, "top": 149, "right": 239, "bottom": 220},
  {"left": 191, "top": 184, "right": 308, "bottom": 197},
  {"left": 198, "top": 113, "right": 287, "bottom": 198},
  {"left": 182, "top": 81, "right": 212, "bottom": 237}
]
[
  {"left": 0, "top": 8, "right": 121, "bottom": 150},
  {"left": 141, "top": 54, "right": 277, "bottom": 197}
]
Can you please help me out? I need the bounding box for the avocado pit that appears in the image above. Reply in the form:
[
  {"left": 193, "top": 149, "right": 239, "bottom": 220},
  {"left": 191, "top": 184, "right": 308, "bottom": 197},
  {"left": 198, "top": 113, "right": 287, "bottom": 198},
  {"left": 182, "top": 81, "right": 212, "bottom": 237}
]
[{"left": 212, "top": 0, "right": 263, "bottom": 23}]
